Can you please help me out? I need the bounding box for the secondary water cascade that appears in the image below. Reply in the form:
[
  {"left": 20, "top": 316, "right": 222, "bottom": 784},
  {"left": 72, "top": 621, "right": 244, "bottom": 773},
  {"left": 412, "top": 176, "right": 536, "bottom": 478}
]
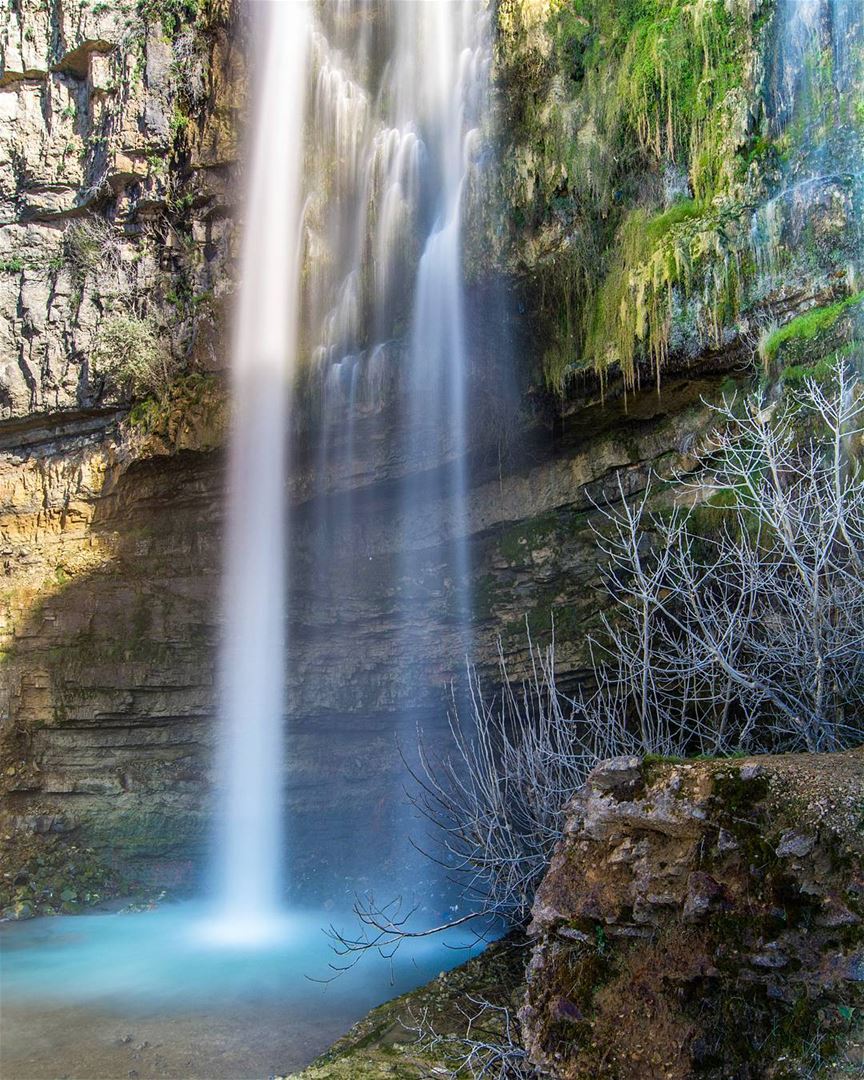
[
  {"left": 752, "top": 0, "right": 864, "bottom": 283},
  {"left": 213, "top": 0, "right": 493, "bottom": 930}
]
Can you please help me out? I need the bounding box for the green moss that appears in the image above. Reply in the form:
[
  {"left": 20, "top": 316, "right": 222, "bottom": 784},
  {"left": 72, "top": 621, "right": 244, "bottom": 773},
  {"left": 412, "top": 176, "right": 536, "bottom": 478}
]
[
  {"left": 778, "top": 346, "right": 858, "bottom": 388},
  {"left": 169, "top": 105, "right": 189, "bottom": 138},
  {"left": 583, "top": 200, "right": 746, "bottom": 385},
  {"left": 473, "top": 573, "right": 503, "bottom": 621},
  {"left": 711, "top": 765, "right": 770, "bottom": 818},
  {"left": 123, "top": 373, "right": 226, "bottom": 452},
  {"left": 492, "top": 0, "right": 768, "bottom": 389},
  {"left": 0, "top": 838, "right": 131, "bottom": 918},
  {"left": 762, "top": 291, "right": 864, "bottom": 364},
  {"left": 497, "top": 511, "right": 560, "bottom": 564}
]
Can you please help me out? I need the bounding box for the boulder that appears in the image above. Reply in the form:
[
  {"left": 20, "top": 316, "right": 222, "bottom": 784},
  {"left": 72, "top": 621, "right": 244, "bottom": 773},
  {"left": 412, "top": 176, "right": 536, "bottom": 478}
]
[{"left": 522, "top": 749, "right": 864, "bottom": 1079}]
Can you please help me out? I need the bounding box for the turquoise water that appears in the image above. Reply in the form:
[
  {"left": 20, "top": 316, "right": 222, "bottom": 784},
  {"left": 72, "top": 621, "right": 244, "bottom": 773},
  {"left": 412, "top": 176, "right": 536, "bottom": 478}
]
[{"left": 0, "top": 902, "right": 485, "bottom": 1078}]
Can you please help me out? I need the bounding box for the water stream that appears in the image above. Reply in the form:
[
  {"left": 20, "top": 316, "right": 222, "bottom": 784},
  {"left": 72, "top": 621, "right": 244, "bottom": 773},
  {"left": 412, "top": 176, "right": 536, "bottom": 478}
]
[
  {"left": 217, "top": 0, "right": 492, "bottom": 919},
  {"left": 751, "top": 0, "right": 864, "bottom": 284}
]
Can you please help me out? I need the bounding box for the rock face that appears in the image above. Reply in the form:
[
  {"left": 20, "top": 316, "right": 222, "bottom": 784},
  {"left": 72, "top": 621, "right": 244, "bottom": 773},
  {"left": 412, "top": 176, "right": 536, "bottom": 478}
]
[
  {"left": 1, "top": 0, "right": 862, "bottom": 899},
  {"left": 522, "top": 750, "right": 864, "bottom": 1079},
  {"left": 0, "top": 0, "right": 238, "bottom": 420},
  {"left": 0, "top": 0, "right": 240, "bottom": 897},
  {"left": 0, "top": 369, "right": 726, "bottom": 893}
]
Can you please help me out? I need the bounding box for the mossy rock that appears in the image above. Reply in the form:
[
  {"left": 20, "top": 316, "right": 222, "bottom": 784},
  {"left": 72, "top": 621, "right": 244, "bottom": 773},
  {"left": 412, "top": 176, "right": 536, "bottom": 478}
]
[{"left": 286, "top": 935, "right": 527, "bottom": 1079}]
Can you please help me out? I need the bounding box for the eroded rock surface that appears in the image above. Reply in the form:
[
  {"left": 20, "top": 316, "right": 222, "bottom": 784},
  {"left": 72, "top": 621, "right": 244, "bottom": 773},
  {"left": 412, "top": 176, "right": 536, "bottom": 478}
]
[
  {"left": 522, "top": 750, "right": 864, "bottom": 1079},
  {"left": 0, "top": 0, "right": 238, "bottom": 420}
]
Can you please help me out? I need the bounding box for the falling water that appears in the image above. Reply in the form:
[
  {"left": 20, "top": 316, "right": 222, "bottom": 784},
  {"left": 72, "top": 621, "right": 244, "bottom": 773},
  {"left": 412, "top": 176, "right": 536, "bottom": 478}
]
[
  {"left": 210, "top": 1, "right": 309, "bottom": 942},
  {"left": 404, "top": 3, "right": 487, "bottom": 636},
  {"left": 751, "top": 0, "right": 864, "bottom": 284},
  {"left": 305, "top": 0, "right": 490, "bottom": 691},
  {"left": 210, "top": 0, "right": 493, "bottom": 933}
]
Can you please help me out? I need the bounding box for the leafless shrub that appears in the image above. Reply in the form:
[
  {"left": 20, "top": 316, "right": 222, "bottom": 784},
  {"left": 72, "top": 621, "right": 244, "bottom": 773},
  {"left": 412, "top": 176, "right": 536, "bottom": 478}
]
[
  {"left": 586, "top": 358, "right": 864, "bottom": 754},
  {"left": 409, "top": 634, "right": 622, "bottom": 925},
  {"left": 331, "top": 358, "right": 864, "bottom": 970},
  {"left": 408, "top": 997, "right": 540, "bottom": 1079}
]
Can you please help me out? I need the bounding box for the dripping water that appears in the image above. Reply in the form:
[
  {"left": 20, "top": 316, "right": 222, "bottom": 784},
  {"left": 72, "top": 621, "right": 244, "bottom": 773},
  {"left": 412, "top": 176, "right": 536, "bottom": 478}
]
[{"left": 751, "top": 0, "right": 864, "bottom": 284}]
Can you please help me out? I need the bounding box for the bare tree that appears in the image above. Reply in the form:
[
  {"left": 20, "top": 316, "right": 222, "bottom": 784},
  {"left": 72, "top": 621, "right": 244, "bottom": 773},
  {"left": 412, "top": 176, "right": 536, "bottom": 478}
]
[
  {"left": 586, "top": 359, "right": 864, "bottom": 754},
  {"left": 408, "top": 633, "right": 627, "bottom": 925}
]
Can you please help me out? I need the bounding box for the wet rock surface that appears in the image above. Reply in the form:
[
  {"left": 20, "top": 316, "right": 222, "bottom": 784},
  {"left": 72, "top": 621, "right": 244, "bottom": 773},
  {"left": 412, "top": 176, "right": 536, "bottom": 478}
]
[
  {"left": 286, "top": 935, "right": 528, "bottom": 1080},
  {"left": 0, "top": 372, "right": 726, "bottom": 888}
]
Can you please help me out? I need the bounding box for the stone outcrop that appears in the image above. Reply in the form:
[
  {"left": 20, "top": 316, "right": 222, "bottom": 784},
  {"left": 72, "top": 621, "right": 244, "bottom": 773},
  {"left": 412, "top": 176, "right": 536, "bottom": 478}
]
[
  {"left": 521, "top": 750, "right": 864, "bottom": 1079},
  {"left": 0, "top": 0, "right": 238, "bottom": 421}
]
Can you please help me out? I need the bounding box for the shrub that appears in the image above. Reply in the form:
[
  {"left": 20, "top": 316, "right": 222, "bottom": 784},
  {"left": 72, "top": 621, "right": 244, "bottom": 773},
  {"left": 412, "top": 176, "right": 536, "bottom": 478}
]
[
  {"left": 91, "top": 312, "right": 179, "bottom": 398},
  {"left": 417, "top": 359, "right": 864, "bottom": 922},
  {"left": 63, "top": 218, "right": 122, "bottom": 281}
]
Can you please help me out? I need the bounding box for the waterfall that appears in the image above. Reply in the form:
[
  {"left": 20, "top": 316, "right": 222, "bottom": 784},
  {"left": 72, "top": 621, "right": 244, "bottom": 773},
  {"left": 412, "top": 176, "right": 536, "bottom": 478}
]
[
  {"left": 210, "top": 0, "right": 493, "bottom": 936},
  {"left": 752, "top": 0, "right": 864, "bottom": 284},
  {"left": 305, "top": 0, "right": 490, "bottom": 695},
  {"left": 209, "top": 1, "right": 309, "bottom": 943},
  {"left": 404, "top": 3, "right": 486, "bottom": 632}
]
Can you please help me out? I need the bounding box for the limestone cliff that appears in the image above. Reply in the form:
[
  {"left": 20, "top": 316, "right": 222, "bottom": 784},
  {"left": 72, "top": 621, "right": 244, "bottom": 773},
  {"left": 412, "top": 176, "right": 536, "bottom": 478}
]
[
  {"left": 0, "top": 0, "right": 238, "bottom": 419},
  {"left": 0, "top": 0, "right": 236, "bottom": 903}
]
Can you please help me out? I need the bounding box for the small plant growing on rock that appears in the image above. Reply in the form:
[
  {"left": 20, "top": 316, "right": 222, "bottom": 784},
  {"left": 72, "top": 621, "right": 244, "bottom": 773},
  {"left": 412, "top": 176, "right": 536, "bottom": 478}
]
[
  {"left": 91, "top": 311, "right": 179, "bottom": 399},
  {"left": 63, "top": 217, "right": 122, "bottom": 282}
]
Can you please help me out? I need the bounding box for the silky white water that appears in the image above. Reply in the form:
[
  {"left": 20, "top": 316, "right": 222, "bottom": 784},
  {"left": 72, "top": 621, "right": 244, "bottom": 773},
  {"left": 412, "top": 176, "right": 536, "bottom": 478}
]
[
  {"left": 306, "top": 0, "right": 489, "bottom": 680},
  {"left": 751, "top": 0, "right": 864, "bottom": 282},
  {"left": 211, "top": 0, "right": 309, "bottom": 943},
  {"left": 210, "top": 0, "right": 493, "bottom": 937}
]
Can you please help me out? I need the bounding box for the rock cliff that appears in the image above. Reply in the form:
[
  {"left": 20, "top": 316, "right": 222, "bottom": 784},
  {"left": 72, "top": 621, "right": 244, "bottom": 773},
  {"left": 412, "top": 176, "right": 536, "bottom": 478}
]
[
  {"left": 288, "top": 751, "right": 863, "bottom": 1079},
  {"left": 2, "top": 0, "right": 862, "bottom": 901}
]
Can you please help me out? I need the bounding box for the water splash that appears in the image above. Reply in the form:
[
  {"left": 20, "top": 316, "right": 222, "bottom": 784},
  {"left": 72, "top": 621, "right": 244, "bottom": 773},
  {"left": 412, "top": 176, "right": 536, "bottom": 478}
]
[{"left": 210, "top": 0, "right": 310, "bottom": 943}]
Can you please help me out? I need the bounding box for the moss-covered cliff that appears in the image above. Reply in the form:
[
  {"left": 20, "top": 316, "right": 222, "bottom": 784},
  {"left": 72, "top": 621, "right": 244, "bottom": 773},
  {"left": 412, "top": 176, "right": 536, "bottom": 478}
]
[{"left": 480, "top": 0, "right": 863, "bottom": 393}]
